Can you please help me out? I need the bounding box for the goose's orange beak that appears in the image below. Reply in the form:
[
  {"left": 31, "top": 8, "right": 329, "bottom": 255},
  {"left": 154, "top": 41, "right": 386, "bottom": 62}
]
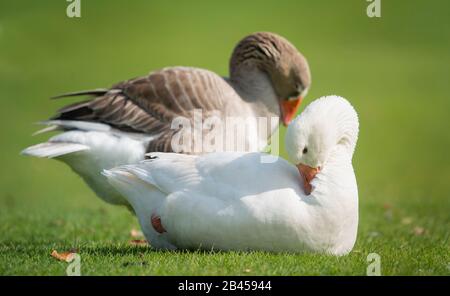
[
  {"left": 281, "top": 97, "right": 303, "bottom": 126},
  {"left": 297, "top": 164, "right": 320, "bottom": 195}
]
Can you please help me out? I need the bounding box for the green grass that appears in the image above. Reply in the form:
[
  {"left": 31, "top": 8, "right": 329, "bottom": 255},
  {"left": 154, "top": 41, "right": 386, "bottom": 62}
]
[{"left": 0, "top": 0, "right": 449, "bottom": 275}]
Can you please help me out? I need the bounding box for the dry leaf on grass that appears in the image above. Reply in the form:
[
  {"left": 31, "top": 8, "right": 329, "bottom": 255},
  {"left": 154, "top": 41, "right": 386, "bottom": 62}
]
[
  {"left": 129, "top": 239, "right": 148, "bottom": 246},
  {"left": 413, "top": 226, "right": 426, "bottom": 236},
  {"left": 51, "top": 250, "right": 77, "bottom": 262},
  {"left": 130, "top": 228, "right": 144, "bottom": 238}
]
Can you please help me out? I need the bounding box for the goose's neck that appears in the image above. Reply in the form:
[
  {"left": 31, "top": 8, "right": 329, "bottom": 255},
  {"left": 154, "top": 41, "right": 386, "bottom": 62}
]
[
  {"left": 311, "top": 97, "right": 359, "bottom": 158},
  {"left": 310, "top": 144, "right": 358, "bottom": 221},
  {"left": 228, "top": 65, "right": 280, "bottom": 118},
  {"left": 333, "top": 110, "right": 358, "bottom": 158}
]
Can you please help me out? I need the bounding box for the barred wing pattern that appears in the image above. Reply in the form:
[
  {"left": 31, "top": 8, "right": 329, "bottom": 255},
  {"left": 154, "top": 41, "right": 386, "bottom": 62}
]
[{"left": 54, "top": 67, "right": 233, "bottom": 152}]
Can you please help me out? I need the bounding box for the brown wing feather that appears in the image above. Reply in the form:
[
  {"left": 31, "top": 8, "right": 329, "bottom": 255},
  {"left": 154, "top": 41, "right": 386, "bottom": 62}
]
[{"left": 52, "top": 67, "right": 231, "bottom": 152}]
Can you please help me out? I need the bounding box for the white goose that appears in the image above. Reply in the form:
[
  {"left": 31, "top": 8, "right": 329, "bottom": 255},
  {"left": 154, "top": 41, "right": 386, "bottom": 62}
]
[{"left": 103, "top": 95, "right": 359, "bottom": 255}]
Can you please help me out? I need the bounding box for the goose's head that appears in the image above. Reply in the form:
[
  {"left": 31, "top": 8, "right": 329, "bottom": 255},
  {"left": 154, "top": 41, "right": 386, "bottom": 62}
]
[
  {"left": 285, "top": 95, "right": 359, "bottom": 195},
  {"left": 230, "top": 32, "right": 311, "bottom": 126}
]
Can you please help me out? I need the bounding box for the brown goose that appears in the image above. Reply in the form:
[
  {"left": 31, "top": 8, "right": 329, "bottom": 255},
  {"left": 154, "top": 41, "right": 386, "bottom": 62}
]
[{"left": 22, "top": 32, "right": 311, "bottom": 206}]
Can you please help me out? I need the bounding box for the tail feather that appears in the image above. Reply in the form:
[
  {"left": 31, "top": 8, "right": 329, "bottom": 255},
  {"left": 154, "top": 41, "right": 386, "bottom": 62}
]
[
  {"left": 21, "top": 142, "right": 89, "bottom": 158},
  {"left": 50, "top": 89, "right": 109, "bottom": 100},
  {"left": 102, "top": 169, "right": 138, "bottom": 188},
  {"left": 36, "top": 120, "right": 111, "bottom": 134},
  {"left": 28, "top": 120, "right": 111, "bottom": 136},
  {"left": 102, "top": 163, "right": 163, "bottom": 195},
  {"left": 104, "top": 165, "right": 158, "bottom": 190},
  {"left": 102, "top": 167, "right": 164, "bottom": 207},
  {"left": 32, "top": 125, "right": 59, "bottom": 136}
]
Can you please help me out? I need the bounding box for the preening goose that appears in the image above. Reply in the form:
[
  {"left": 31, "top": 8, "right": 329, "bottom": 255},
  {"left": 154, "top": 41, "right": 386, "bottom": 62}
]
[
  {"left": 22, "top": 32, "right": 311, "bottom": 206},
  {"left": 104, "top": 95, "right": 359, "bottom": 255}
]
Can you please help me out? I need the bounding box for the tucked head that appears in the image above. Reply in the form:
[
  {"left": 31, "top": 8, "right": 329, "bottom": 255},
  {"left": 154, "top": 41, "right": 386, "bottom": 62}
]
[
  {"left": 285, "top": 95, "right": 359, "bottom": 194},
  {"left": 230, "top": 32, "right": 311, "bottom": 126}
]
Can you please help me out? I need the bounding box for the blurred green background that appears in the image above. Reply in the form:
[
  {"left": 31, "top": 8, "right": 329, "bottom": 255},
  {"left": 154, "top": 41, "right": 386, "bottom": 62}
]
[{"left": 0, "top": 0, "right": 449, "bottom": 275}]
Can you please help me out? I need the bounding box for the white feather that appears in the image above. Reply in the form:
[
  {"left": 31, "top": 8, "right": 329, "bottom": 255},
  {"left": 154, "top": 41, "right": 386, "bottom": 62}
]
[{"left": 21, "top": 142, "right": 89, "bottom": 158}]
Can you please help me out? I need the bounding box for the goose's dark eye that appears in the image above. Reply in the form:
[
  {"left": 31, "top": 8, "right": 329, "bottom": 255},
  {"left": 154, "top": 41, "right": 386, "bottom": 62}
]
[
  {"left": 303, "top": 147, "right": 308, "bottom": 154},
  {"left": 287, "top": 90, "right": 301, "bottom": 101}
]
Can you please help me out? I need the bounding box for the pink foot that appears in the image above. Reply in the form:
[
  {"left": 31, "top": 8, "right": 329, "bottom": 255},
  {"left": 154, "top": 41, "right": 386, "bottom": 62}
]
[{"left": 151, "top": 213, "right": 166, "bottom": 234}]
